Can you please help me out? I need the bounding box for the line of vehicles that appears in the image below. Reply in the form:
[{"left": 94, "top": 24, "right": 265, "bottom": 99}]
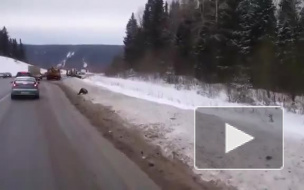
[
  {"left": 8, "top": 65, "right": 62, "bottom": 100},
  {"left": 5, "top": 66, "right": 88, "bottom": 100},
  {"left": 10, "top": 67, "right": 61, "bottom": 100},
  {"left": 0, "top": 72, "right": 12, "bottom": 78},
  {"left": 28, "top": 65, "right": 62, "bottom": 81},
  {"left": 66, "top": 68, "right": 87, "bottom": 79}
]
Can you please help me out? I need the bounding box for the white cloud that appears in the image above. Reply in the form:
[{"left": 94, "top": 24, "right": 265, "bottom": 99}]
[
  {"left": 8, "top": 27, "right": 125, "bottom": 45},
  {"left": 0, "top": 0, "right": 146, "bottom": 44}
]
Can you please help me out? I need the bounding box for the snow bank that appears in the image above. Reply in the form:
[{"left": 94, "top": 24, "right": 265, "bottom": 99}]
[
  {"left": 64, "top": 77, "right": 304, "bottom": 190},
  {"left": 84, "top": 75, "right": 304, "bottom": 138},
  {"left": 0, "top": 56, "right": 56, "bottom": 76},
  {"left": 0, "top": 56, "right": 32, "bottom": 76},
  {"left": 62, "top": 74, "right": 304, "bottom": 190},
  {"left": 83, "top": 75, "right": 237, "bottom": 109}
]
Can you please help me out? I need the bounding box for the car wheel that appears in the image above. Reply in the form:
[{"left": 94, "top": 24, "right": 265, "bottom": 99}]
[{"left": 11, "top": 95, "right": 15, "bottom": 100}]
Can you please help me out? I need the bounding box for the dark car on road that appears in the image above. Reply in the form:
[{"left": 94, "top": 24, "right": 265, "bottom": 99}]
[
  {"left": 33, "top": 73, "right": 43, "bottom": 81},
  {"left": 0, "top": 72, "right": 12, "bottom": 78},
  {"left": 4, "top": 72, "right": 12, "bottom": 78},
  {"left": 11, "top": 76, "right": 40, "bottom": 99}
]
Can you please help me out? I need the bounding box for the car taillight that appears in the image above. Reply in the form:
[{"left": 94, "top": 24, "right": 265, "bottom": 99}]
[{"left": 13, "top": 82, "right": 17, "bottom": 87}]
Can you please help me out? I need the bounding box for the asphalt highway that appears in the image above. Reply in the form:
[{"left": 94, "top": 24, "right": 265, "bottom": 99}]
[{"left": 0, "top": 78, "right": 159, "bottom": 190}]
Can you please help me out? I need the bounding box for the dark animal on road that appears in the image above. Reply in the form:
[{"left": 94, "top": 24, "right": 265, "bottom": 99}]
[{"left": 78, "top": 88, "right": 88, "bottom": 95}]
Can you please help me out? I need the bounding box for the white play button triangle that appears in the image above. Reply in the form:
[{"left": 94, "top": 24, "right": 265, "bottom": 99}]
[{"left": 225, "top": 123, "right": 254, "bottom": 153}]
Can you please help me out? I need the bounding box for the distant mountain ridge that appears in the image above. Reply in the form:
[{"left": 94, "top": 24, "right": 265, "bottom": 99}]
[{"left": 25, "top": 44, "right": 123, "bottom": 72}]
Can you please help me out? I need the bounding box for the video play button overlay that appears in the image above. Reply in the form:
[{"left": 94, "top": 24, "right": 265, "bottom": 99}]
[
  {"left": 225, "top": 123, "right": 254, "bottom": 153},
  {"left": 194, "top": 107, "right": 283, "bottom": 170}
]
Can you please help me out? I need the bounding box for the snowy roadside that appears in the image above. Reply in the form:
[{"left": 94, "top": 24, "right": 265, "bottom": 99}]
[
  {"left": 0, "top": 56, "right": 56, "bottom": 75},
  {"left": 63, "top": 76, "right": 304, "bottom": 190},
  {"left": 0, "top": 56, "right": 30, "bottom": 75}
]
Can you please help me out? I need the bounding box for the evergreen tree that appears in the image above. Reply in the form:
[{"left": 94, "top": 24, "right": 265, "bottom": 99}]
[
  {"left": 0, "top": 26, "right": 26, "bottom": 62},
  {"left": 235, "top": 0, "right": 259, "bottom": 58},
  {"left": 0, "top": 30, "right": 2, "bottom": 55},
  {"left": 277, "top": 0, "right": 299, "bottom": 63},
  {"left": 114, "top": 0, "right": 304, "bottom": 97},
  {"left": 298, "top": 7, "right": 304, "bottom": 61},
  {"left": 124, "top": 13, "right": 140, "bottom": 68},
  {"left": 0, "top": 27, "right": 10, "bottom": 56},
  {"left": 216, "top": 0, "right": 240, "bottom": 82},
  {"left": 142, "top": 0, "right": 166, "bottom": 49},
  {"left": 161, "top": 1, "right": 172, "bottom": 48},
  {"left": 299, "top": 7, "right": 304, "bottom": 32},
  {"left": 8, "top": 38, "right": 13, "bottom": 57},
  {"left": 255, "top": 0, "right": 277, "bottom": 40},
  {"left": 175, "top": 19, "right": 194, "bottom": 75},
  {"left": 235, "top": 0, "right": 275, "bottom": 54},
  {"left": 276, "top": 0, "right": 301, "bottom": 97},
  {"left": 164, "top": 1, "right": 169, "bottom": 16},
  {"left": 142, "top": 0, "right": 154, "bottom": 48},
  {"left": 249, "top": 0, "right": 277, "bottom": 90},
  {"left": 168, "top": 0, "right": 182, "bottom": 34},
  {"left": 11, "top": 39, "right": 18, "bottom": 58},
  {"left": 152, "top": 0, "right": 166, "bottom": 48},
  {"left": 193, "top": 0, "right": 219, "bottom": 81},
  {"left": 18, "top": 39, "right": 26, "bottom": 62}
]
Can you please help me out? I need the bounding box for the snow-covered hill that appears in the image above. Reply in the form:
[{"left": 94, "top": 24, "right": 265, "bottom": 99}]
[
  {"left": 0, "top": 56, "right": 67, "bottom": 75},
  {"left": 25, "top": 45, "right": 123, "bottom": 72},
  {"left": 0, "top": 56, "right": 32, "bottom": 76}
]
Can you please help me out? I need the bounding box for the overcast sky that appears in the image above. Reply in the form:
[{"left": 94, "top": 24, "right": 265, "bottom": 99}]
[{"left": 0, "top": 0, "right": 146, "bottom": 45}]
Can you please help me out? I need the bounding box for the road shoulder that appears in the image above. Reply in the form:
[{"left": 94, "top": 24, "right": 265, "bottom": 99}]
[{"left": 57, "top": 82, "right": 231, "bottom": 190}]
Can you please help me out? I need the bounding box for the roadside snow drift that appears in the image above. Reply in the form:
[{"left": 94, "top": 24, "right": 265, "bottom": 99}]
[
  {"left": 83, "top": 75, "right": 304, "bottom": 137},
  {"left": 83, "top": 75, "right": 234, "bottom": 109},
  {"left": 65, "top": 74, "right": 304, "bottom": 190},
  {"left": 0, "top": 56, "right": 30, "bottom": 76},
  {"left": 0, "top": 56, "right": 66, "bottom": 75}
]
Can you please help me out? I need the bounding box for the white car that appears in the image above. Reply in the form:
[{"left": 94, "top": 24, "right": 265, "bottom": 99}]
[
  {"left": 11, "top": 76, "right": 40, "bottom": 99},
  {"left": 78, "top": 72, "right": 86, "bottom": 79}
]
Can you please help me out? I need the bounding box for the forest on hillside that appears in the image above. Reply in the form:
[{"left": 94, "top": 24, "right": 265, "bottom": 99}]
[
  {"left": 106, "top": 0, "right": 304, "bottom": 99},
  {"left": 25, "top": 45, "right": 123, "bottom": 71},
  {"left": 0, "top": 27, "right": 27, "bottom": 62}
]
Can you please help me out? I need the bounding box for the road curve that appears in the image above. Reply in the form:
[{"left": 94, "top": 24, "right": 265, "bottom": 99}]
[{"left": 0, "top": 79, "right": 160, "bottom": 190}]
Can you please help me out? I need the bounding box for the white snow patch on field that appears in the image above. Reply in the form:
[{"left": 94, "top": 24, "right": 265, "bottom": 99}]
[
  {"left": 0, "top": 56, "right": 64, "bottom": 76},
  {"left": 83, "top": 75, "right": 239, "bottom": 109},
  {"left": 83, "top": 75, "right": 304, "bottom": 137},
  {"left": 0, "top": 56, "right": 33, "bottom": 75},
  {"left": 59, "top": 51, "right": 75, "bottom": 68},
  {"left": 66, "top": 51, "right": 75, "bottom": 58},
  {"left": 64, "top": 75, "right": 304, "bottom": 190}
]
